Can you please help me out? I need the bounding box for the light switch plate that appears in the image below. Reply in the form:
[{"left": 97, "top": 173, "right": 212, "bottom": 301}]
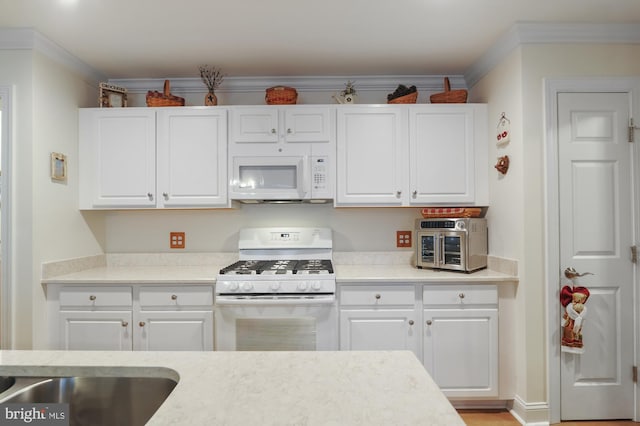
[
  {"left": 396, "top": 231, "right": 412, "bottom": 248},
  {"left": 170, "top": 232, "right": 185, "bottom": 249}
]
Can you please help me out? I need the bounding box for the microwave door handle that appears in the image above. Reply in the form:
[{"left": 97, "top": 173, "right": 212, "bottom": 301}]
[
  {"left": 439, "top": 234, "right": 445, "bottom": 267},
  {"left": 301, "top": 156, "right": 310, "bottom": 197}
]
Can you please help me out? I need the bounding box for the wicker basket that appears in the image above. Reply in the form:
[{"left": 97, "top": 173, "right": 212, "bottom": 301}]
[
  {"left": 146, "top": 80, "right": 185, "bottom": 107},
  {"left": 420, "top": 207, "right": 486, "bottom": 218},
  {"left": 430, "top": 77, "right": 467, "bottom": 104},
  {"left": 388, "top": 91, "right": 418, "bottom": 104},
  {"left": 265, "top": 86, "right": 298, "bottom": 105}
]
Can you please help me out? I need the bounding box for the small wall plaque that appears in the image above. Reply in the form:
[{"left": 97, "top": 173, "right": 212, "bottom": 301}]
[{"left": 51, "top": 152, "right": 67, "bottom": 181}]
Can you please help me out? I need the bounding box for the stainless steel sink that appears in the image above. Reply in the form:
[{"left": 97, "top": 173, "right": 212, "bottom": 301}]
[
  {"left": 0, "top": 376, "right": 15, "bottom": 393},
  {"left": 0, "top": 376, "right": 177, "bottom": 426}
]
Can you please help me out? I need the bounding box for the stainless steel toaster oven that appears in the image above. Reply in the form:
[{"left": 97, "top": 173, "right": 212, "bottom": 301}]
[{"left": 416, "top": 218, "right": 488, "bottom": 272}]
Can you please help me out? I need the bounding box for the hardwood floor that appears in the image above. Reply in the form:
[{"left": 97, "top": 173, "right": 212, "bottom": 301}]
[{"left": 457, "top": 410, "right": 638, "bottom": 426}]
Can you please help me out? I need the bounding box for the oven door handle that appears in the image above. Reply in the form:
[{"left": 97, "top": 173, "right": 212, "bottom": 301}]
[{"left": 215, "top": 295, "right": 336, "bottom": 306}]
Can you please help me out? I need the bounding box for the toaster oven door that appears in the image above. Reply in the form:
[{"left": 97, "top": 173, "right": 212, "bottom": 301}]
[
  {"left": 417, "top": 231, "right": 439, "bottom": 269},
  {"left": 439, "top": 231, "right": 467, "bottom": 271}
]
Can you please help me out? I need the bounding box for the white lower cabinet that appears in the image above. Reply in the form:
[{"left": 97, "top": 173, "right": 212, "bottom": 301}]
[
  {"left": 423, "top": 284, "right": 498, "bottom": 398},
  {"left": 339, "top": 285, "right": 420, "bottom": 357},
  {"left": 338, "top": 282, "right": 499, "bottom": 399},
  {"left": 50, "top": 284, "right": 214, "bottom": 351}
]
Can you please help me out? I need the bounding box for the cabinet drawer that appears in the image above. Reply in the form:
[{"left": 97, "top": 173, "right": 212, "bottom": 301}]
[
  {"left": 423, "top": 284, "right": 497, "bottom": 306},
  {"left": 59, "top": 286, "right": 132, "bottom": 308},
  {"left": 139, "top": 286, "right": 214, "bottom": 308},
  {"left": 340, "top": 285, "right": 415, "bottom": 307}
]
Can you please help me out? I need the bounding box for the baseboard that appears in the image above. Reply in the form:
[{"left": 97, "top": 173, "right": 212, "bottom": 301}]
[
  {"left": 450, "top": 400, "right": 510, "bottom": 410},
  {"left": 510, "top": 395, "right": 550, "bottom": 426}
]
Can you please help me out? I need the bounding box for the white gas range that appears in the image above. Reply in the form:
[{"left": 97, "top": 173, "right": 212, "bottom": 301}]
[{"left": 214, "top": 227, "right": 338, "bottom": 350}]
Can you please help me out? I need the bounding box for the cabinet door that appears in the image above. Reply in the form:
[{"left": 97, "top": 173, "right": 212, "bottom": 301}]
[
  {"left": 336, "top": 107, "right": 407, "bottom": 205},
  {"left": 284, "top": 107, "right": 332, "bottom": 143},
  {"left": 59, "top": 311, "right": 132, "bottom": 350},
  {"left": 423, "top": 308, "right": 498, "bottom": 397},
  {"left": 135, "top": 311, "right": 214, "bottom": 351},
  {"left": 409, "top": 105, "right": 475, "bottom": 204},
  {"left": 79, "top": 108, "right": 156, "bottom": 208},
  {"left": 340, "top": 309, "right": 419, "bottom": 357},
  {"left": 231, "top": 107, "right": 279, "bottom": 144},
  {"left": 156, "top": 108, "right": 228, "bottom": 207}
]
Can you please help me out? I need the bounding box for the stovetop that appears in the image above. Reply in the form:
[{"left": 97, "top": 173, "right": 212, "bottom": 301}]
[{"left": 219, "top": 259, "right": 334, "bottom": 276}]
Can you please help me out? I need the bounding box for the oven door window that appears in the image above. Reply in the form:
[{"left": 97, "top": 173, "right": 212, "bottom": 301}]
[
  {"left": 236, "top": 318, "right": 316, "bottom": 351},
  {"left": 420, "top": 234, "right": 436, "bottom": 264},
  {"left": 442, "top": 234, "right": 466, "bottom": 268}
]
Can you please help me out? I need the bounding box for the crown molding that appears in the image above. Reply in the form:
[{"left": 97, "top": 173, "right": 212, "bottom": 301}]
[
  {"left": 109, "top": 75, "right": 468, "bottom": 94},
  {"left": 465, "top": 22, "right": 640, "bottom": 88},
  {"left": 0, "top": 27, "right": 106, "bottom": 84}
]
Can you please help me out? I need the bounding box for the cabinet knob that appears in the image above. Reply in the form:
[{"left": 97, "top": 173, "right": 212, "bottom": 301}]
[
  {"left": 412, "top": 190, "right": 417, "bottom": 198},
  {"left": 396, "top": 191, "right": 402, "bottom": 198},
  {"left": 163, "top": 192, "right": 169, "bottom": 200},
  {"left": 139, "top": 321, "right": 146, "bottom": 327},
  {"left": 121, "top": 321, "right": 128, "bottom": 327},
  {"left": 426, "top": 320, "right": 433, "bottom": 326},
  {"left": 89, "top": 295, "right": 96, "bottom": 301},
  {"left": 171, "top": 294, "right": 178, "bottom": 300},
  {"left": 375, "top": 294, "right": 381, "bottom": 300},
  {"left": 287, "top": 128, "right": 292, "bottom": 134},
  {"left": 408, "top": 320, "right": 414, "bottom": 326},
  {"left": 271, "top": 128, "right": 277, "bottom": 134},
  {"left": 458, "top": 293, "right": 465, "bottom": 299},
  {"left": 147, "top": 192, "right": 154, "bottom": 201}
]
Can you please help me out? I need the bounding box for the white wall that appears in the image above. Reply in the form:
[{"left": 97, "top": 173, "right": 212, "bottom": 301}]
[
  {"left": 0, "top": 50, "right": 35, "bottom": 349},
  {"left": 469, "top": 43, "right": 640, "bottom": 422},
  {"left": 30, "top": 51, "right": 102, "bottom": 347}
]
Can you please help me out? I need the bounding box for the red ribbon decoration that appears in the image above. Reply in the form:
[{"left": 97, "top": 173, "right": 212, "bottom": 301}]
[{"left": 560, "top": 286, "right": 590, "bottom": 307}]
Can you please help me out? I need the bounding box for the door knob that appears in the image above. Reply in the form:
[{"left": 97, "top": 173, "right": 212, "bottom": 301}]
[{"left": 564, "top": 267, "right": 593, "bottom": 279}]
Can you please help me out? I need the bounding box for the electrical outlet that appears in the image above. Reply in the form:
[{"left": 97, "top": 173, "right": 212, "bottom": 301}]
[
  {"left": 396, "top": 230, "right": 412, "bottom": 248},
  {"left": 170, "top": 232, "right": 185, "bottom": 249}
]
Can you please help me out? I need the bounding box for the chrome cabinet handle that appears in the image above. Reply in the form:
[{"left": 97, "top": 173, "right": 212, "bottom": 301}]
[
  {"left": 171, "top": 294, "right": 177, "bottom": 300},
  {"left": 412, "top": 190, "right": 417, "bottom": 198},
  {"left": 89, "top": 295, "right": 96, "bottom": 301},
  {"left": 426, "top": 320, "right": 432, "bottom": 326},
  {"left": 139, "top": 321, "right": 146, "bottom": 327},
  {"left": 408, "top": 320, "right": 414, "bottom": 326},
  {"left": 396, "top": 191, "right": 402, "bottom": 197},
  {"left": 375, "top": 294, "right": 381, "bottom": 300},
  {"left": 163, "top": 192, "right": 169, "bottom": 200},
  {"left": 121, "top": 321, "right": 128, "bottom": 327},
  {"left": 147, "top": 192, "right": 154, "bottom": 201}
]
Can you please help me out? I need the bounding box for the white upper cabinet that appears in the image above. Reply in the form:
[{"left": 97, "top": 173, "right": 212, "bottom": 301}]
[
  {"left": 231, "top": 106, "right": 332, "bottom": 147},
  {"left": 79, "top": 107, "right": 229, "bottom": 209},
  {"left": 336, "top": 106, "right": 407, "bottom": 205},
  {"left": 79, "top": 108, "right": 157, "bottom": 208},
  {"left": 336, "top": 104, "right": 488, "bottom": 207},
  {"left": 156, "top": 108, "right": 228, "bottom": 207},
  {"left": 409, "top": 104, "right": 487, "bottom": 205}
]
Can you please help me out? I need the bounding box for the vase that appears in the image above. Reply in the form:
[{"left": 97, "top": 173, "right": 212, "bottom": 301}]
[{"left": 205, "top": 91, "right": 218, "bottom": 106}]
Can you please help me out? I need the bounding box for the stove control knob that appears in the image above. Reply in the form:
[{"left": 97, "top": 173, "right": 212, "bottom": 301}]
[
  {"left": 297, "top": 282, "right": 309, "bottom": 291},
  {"left": 311, "top": 281, "right": 322, "bottom": 291},
  {"left": 270, "top": 282, "right": 281, "bottom": 291},
  {"left": 227, "top": 282, "right": 239, "bottom": 292},
  {"left": 241, "top": 282, "right": 254, "bottom": 292}
]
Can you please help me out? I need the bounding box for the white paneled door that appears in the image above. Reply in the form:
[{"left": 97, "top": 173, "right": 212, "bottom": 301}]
[{"left": 558, "top": 92, "right": 635, "bottom": 420}]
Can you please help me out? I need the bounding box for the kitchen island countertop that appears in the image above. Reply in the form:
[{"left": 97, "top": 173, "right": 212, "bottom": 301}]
[{"left": 0, "top": 350, "right": 465, "bottom": 426}]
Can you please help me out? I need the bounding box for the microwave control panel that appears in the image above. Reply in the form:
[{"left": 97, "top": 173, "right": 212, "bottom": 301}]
[{"left": 311, "top": 156, "right": 331, "bottom": 198}]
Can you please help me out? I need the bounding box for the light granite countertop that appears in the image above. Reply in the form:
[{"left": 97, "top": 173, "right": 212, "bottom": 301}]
[
  {"left": 41, "top": 264, "right": 516, "bottom": 285},
  {"left": 0, "top": 350, "right": 465, "bottom": 426}
]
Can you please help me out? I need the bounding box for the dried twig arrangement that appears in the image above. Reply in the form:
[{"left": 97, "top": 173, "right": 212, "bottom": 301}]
[{"left": 199, "top": 65, "right": 224, "bottom": 92}]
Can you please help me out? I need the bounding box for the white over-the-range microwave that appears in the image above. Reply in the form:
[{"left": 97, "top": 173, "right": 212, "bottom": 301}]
[{"left": 229, "top": 151, "right": 333, "bottom": 203}]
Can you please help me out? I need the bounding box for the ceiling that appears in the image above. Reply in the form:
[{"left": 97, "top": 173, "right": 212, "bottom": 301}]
[{"left": 1, "top": 0, "right": 640, "bottom": 80}]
